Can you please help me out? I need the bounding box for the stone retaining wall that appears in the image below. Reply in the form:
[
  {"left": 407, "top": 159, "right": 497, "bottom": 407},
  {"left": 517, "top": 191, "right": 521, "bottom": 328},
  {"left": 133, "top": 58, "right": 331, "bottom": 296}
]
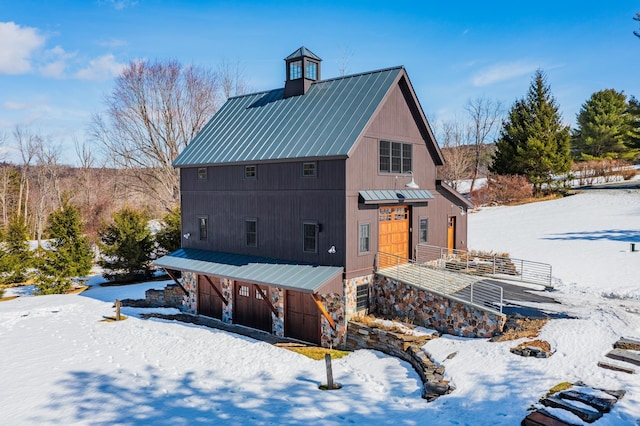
[
  {"left": 372, "top": 275, "right": 506, "bottom": 338},
  {"left": 345, "top": 321, "right": 453, "bottom": 401}
]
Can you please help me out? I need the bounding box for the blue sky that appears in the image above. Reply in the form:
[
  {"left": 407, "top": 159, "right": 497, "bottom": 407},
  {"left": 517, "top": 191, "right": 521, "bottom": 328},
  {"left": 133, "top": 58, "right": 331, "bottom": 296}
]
[{"left": 1, "top": 0, "right": 639, "bottom": 164}]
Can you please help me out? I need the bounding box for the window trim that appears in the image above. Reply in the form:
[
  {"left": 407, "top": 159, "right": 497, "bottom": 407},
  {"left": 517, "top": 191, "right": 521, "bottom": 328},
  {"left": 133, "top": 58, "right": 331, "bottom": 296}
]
[
  {"left": 197, "top": 167, "right": 207, "bottom": 180},
  {"left": 419, "top": 217, "right": 428, "bottom": 243},
  {"left": 244, "top": 165, "right": 256, "bottom": 179},
  {"left": 245, "top": 218, "right": 257, "bottom": 247},
  {"left": 358, "top": 222, "right": 371, "bottom": 254},
  {"left": 302, "top": 221, "right": 318, "bottom": 253},
  {"left": 198, "top": 215, "right": 208, "bottom": 240},
  {"left": 289, "top": 60, "right": 302, "bottom": 80},
  {"left": 379, "top": 140, "right": 413, "bottom": 174},
  {"left": 306, "top": 61, "right": 318, "bottom": 80},
  {"left": 302, "top": 162, "right": 317, "bottom": 177},
  {"left": 355, "top": 283, "right": 370, "bottom": 311}
]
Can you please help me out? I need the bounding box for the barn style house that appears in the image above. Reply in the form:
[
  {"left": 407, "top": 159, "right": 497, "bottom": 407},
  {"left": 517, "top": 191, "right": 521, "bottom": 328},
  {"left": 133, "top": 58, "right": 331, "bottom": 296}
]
[{"left": 155, "top": 47, "right": 487, "bottom": 347}]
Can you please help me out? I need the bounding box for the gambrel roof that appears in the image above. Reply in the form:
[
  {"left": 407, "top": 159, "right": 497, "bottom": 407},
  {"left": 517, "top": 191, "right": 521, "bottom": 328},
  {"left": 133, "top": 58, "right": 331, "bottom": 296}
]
[{"left": 173, "top": 66, "right": 443, "bottom": 167}]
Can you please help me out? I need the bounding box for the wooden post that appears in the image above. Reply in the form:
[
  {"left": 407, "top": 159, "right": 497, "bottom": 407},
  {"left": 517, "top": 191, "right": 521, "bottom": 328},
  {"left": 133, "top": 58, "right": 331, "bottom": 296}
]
[
  {"left": 325, "top": 353, "right": 334, "bottom": 390},
  {"left": 115, "top": 299, "right": 121, "bottom": 321}
]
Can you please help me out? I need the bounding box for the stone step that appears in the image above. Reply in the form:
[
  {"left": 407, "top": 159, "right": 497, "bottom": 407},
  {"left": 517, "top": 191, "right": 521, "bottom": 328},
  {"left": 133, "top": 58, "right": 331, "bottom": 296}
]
[
  {"left": 605, "top": 348, "right": 640, "bottom": 367},
  {"left": 614, "top": 337, "right": 640, "bottom": 351},
  {"left": 541, "top": 396, "right": 602, "bottom": 423},
  {"left": 521, "top": 411, "right": 574, "bottom": 426},
  {"left": 558, "top": 389, "right": 618, "bottom": 413},
  {"left": 597, "top": 360, "right": 636, "bottom": 374}
]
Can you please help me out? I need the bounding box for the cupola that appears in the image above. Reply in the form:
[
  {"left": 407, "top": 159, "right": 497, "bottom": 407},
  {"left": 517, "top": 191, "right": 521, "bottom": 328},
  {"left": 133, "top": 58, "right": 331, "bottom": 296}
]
[{"left": 283, "top": 46, "right": 321, "bottom": 98}]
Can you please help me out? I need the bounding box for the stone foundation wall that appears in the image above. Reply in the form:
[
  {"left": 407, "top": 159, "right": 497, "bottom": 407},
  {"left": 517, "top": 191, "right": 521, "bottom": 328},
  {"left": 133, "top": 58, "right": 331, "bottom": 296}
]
[
  {"left": 221, "top": 279, "right": 233, "bottom": 323},
  {"left": 182, "top": 272, "right": 197, "bottom": 314},
  {"left": 344, "top": 275, "right": 373, "bottom": 320},
  {"left": 271, "top": 287, "right": 284, "bottom": 337},
  {"left": 345, "top": 321, "right": 452, "bottom": 400},
  {"left": 372, "top": 275, "right": 506, "bottom": 338},
  {"left": 142, "top": 285, "right": 184, "bottom": 309},
  {"left": 319, "top": 293, "right": 346, "bottom": 348}
]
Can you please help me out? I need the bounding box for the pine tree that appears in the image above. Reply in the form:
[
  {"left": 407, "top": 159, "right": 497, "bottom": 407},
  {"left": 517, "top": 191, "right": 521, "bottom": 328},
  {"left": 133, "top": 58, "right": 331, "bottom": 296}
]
[
  {"left": 571, "top": 89, "right": 630, "bottom": 159},
  {"left": 35, "top": 198, "right": 94, "bottom": 294},
  {"left": 490, "top": 70, "right": 572, "bottom": 193},
  {"left": 626, "top": 96, "right": 640, "bottom": 151},
  {"left": 155, "top": 207, "right": 181, "bottom": 256},
  {"left": 98, "top": 207, "right": 155, "bottom": 282},
  {"left": 0, "top": 215, "right": 32, "bottom": 284}
]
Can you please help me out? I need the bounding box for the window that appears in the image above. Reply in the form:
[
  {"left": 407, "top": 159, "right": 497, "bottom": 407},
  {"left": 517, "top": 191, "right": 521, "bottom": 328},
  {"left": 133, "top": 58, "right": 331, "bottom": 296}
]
[
  {"left": 245, "top": 219, "right": 257, "bottom": 247},
  {"left": 419, "top": 218, "right": 428, "bottom": 243},
  {"left": 197, "top": 167, "right": 207, "bottom": 180},
  {"left": 379, "top": 140, "right": 412, "bottom": 173},
  {"left": 303, "top": 222, "right": 318, "bottom": 253},
  {"left": 238, "top": 285, "right": 249, "bottom": 297},
  {"left": 198, "top": 216, "right": 208, "bottom": 240},
  {"left": 289, "top": 60, "right": 302, "bottom": 80},
  {"left": 359, "top": 223, "right": 370, "bottom": 253},
  {"left": 302, "top": 162, "right": 316, "bottom": 177},
  {"left": 306, "top": 61, "right": 318, "bottom": 80},
  {"left": 245, "top": 165, "right": 256, "bottom": 179},
  {"left": 356, "top": 284, "right": 370, "bottom": 311}
]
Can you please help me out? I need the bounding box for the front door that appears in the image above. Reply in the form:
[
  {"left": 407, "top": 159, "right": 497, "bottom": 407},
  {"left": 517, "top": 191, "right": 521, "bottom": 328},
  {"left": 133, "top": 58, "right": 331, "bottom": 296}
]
[
  {"left": 285, "top": 290, "right": 320, "bottom": 345},
  {"left": 447, "top": 216, "right": 456, "bottom": 253},
  {"left": 378, "top": 206, "right": 409, "bottom": 268}
]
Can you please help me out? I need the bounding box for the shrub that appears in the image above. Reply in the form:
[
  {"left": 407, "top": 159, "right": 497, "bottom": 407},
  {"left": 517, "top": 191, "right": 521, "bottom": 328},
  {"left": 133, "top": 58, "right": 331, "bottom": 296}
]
[{"left": 469, "top": 174, "right": 533, "bottom": 206}]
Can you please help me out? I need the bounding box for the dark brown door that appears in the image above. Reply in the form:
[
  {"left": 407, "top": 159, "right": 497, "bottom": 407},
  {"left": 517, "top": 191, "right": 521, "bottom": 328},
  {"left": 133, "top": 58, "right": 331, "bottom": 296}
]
[
  {"left": 285, "top": 290, "right": 320, "bottom": 345},
  {"left": 233, "top": 282, "right": 272, "bottom": 333},
  {"left": 197, "top": 275, "right": 223, "bottom": 319}
]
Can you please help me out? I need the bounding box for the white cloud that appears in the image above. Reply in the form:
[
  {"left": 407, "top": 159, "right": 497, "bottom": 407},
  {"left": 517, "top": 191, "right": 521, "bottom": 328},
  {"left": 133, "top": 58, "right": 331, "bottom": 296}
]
[
  {"left": 3, "top": 101, "right": 29, "bottom": 110},
  {"left": 100, "top": 0, "right": 138, "bottom": 10},
  {"left": 0, "top": 22, "right": 45, "bottom": 74},
  {"left": 74, "top": 54, "right": 126, "bottom": 81},
  {"left": 471, "top": 62, "right": 539, "bottom": 86},
  {"left": 39, "top": 45, "right": 77, "bottom": 78}
]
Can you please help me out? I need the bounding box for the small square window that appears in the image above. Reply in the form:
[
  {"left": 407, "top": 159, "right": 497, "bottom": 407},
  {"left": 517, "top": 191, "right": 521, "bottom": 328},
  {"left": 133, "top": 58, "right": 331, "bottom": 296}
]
[
  {"left": 303, "top": 222, "right": 318, "bottom": 253},
  {"left": 245, "top": 219, "right": 257, "bottom": 247},
  {"left": 302, "top": 162, "right": 316, "bottom": 177},
  {"left": 359, "top": 223, "right": 370, "bottom": 253},
  {"left": 197, "top": 167, "right": 207, "bottom": 180},
  {"left": 198, "top": 216, "right": 208, "bottom": 240},
  {"left": 238, "top": 285, "right": 249, "bottom": 297},
  {"left": 245, "top": 165, "right": 256, "bottom": 179},
  {"left": 419, "top": 218, "right": 428, "bottom": 243}
]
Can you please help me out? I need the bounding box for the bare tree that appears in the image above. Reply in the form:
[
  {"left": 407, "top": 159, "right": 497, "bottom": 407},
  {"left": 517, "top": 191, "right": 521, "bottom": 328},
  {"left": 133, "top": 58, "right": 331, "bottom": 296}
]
[
  {"left": 634, "top": 12, "right": 640, "bottom": 38},
  {"left": 33, "top": 140, "right": 63, "bottom": 246},
  {"left": 437, "top": 120, "right": 472, "bottom": 191},
  {"left": 336, "top": 47, "right": 354, "bottom": 77},
  {"left": 90, "top": 59, "right": 222, "bottom": 211},
  {"left": 218, "top": 59, "right": 249, "bottom": 99},
  {"left": 465, "top": 97, "right": 503, "bottom": 192},
  {"left": 13, "top": 126, "right": 39, "bottom": 220}
]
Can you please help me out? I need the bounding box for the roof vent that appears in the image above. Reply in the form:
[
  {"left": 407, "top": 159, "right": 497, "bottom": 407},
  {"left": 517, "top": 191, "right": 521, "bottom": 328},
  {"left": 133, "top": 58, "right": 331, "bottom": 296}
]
[{"left": 284, "top": 46, "right": 321, "bottom": 98}]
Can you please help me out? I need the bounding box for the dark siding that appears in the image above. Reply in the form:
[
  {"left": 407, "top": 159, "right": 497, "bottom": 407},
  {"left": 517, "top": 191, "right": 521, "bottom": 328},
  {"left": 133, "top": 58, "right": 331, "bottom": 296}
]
[{"left": 181, "top": 159, "right": 346, "bottom": 267}]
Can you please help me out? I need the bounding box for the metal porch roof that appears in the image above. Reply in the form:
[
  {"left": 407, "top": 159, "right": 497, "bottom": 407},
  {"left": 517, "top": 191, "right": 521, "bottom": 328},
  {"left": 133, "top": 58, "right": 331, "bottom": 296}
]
[
  {"left": 173, "top": 67, "right": 403, "bottom": 166},
  {"left": 359, "top": 189, "right": 434, "bottom": 204},
  {"left": 154, "top": 248, "right": 343, "bottom": 294}
]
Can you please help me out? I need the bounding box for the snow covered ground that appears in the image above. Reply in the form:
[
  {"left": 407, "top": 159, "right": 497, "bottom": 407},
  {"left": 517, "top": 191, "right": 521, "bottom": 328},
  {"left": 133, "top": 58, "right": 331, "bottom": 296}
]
[{"left": 1, "top": 188, "right": 639, "bottom": 425}]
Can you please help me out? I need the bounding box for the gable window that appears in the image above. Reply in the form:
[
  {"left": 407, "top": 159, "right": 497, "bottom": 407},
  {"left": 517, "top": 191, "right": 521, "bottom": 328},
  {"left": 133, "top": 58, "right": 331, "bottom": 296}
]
[
  {"left": 245, "top": 165, "right": 256, "bottom": 179},
  {"left": 198, "top": 216, "right": 208, "bottom": 240},
  {"left": 306, "top": 62, "right": 318, "bottom": 80},
  {"left": 358, "top": 223, "right": 370, "bottom": 253},
  {"left": 303, "top": 222, "right": 318, "bottom": 253},
  {"left": 379, "top": 140, "right": 412, "bottom": 173},
  {"left": 302, "top": 162, "right": 316, "bottom": 177},
  {"left": 289, "top": 60, "right": 302, "bottom": 80},
  {"left": 356, "top": 283, "right": 370, "bottom": 311},
  {"left": 419, "top": 218, "right": 428, "bottom": 243},
  {"left": 245, "top": 219, "right": 257, "bottom": 247},
  {"left": 197, "top": 167, "right": 207, "bottom": 180}
]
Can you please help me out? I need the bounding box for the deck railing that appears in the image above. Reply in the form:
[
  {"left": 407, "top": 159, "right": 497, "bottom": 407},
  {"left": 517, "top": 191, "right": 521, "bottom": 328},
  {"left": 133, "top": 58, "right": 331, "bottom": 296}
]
[
  {"left": 415, "top": 244, "right": 553, "bottom": 289},
  {"left": 376, "top": 251, "right": 503, "bottom": 314}
]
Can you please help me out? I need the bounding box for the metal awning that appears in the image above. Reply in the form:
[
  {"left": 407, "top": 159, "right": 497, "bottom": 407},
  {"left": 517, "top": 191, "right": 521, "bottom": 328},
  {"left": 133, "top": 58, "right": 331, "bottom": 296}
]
[
  {"left": 154, "top": 248, "right": 343, "bottom": 294},
  {"left": 359, "top": 189, "right": 434, "bottom": 204}
]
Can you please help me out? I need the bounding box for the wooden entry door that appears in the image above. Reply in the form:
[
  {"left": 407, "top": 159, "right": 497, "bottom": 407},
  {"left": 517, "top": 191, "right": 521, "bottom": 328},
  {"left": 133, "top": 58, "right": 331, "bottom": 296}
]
[
  {"left": 198, "top": 275, "right": 223, "bottom": 319},
  {"left": 233, "top": 282, "right": 272, "bottom": 333},
  {"left": 378, "top": 206, "right": 409, "bottom": 267},
  {"left": 285, "top": 290, "right": 320, "bottom": 345},
  {"left": 447, "top": 216, "right": 456, "bottom": 253}
]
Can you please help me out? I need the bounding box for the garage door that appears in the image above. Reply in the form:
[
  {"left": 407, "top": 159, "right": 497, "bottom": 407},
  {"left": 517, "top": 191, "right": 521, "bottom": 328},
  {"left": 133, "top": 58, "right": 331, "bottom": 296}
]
[
  {"left": 378, "top": 206, "right": 409, "bottom": 268},
  {"left": 233, "top": 282, "right": 272, "bottom": 333},
  {"left": 285, "top": 290, "right": 320, "bottom": 345},
  {"left": 198, "top": 275, "right": 223, "bottom": 319}
]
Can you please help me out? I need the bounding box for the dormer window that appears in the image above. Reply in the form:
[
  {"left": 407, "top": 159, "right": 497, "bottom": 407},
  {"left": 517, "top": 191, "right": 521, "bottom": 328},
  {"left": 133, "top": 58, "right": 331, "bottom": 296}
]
[
  {"left": 289, "top": 60, "right": 302, "bottom": 80},
  {"left": 306, "top": 62, "right": 318, "bottom": 80}
]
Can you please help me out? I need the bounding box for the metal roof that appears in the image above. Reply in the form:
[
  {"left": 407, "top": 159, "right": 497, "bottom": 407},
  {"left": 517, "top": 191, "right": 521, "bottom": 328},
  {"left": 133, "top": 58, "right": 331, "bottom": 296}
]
[
  {"left": 359, "top": 189, "right": 434, "bottom": 204},
  {"left": 154, "top": 248, "right": 343, "bottom": 293},
  {"left": 285, "top": 46, "right": 321, "bottom": 61},
  {"left": 173, "top": 67, "right": 403, "bottom": 167}
]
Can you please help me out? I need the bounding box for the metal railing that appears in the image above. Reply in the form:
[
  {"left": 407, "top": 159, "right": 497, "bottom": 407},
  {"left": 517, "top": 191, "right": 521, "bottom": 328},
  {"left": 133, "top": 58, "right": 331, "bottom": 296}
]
[
  {"left": 415, "top": 244, "right": 553, "bottom": 289},
  {"left": 376, "top": 251, "right": 503, "bottom": 314}
]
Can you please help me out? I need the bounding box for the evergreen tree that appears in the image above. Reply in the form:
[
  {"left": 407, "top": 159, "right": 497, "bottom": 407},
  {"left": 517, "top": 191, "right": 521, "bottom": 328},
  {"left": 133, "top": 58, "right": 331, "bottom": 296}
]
[
  {"left": 626, "top": 96, "right": 640, "bottom": 150},
  {"left": 35, "top": 198, "right": 94, "bottom": 294},
  {"left": 0, "top": 215, "right": 32, "bottom": 284},
  {"left": 490, "top": 70, "right": 572, "bottom": 193},
  {"left": 571, "top": 89, "right": 630, "bottom": 159},
  {"left": 155, "top": 207, "right": 181, "bottom": 256},
  {"left": 98, "top": 207, "right": 155, "bottom": 282}
]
